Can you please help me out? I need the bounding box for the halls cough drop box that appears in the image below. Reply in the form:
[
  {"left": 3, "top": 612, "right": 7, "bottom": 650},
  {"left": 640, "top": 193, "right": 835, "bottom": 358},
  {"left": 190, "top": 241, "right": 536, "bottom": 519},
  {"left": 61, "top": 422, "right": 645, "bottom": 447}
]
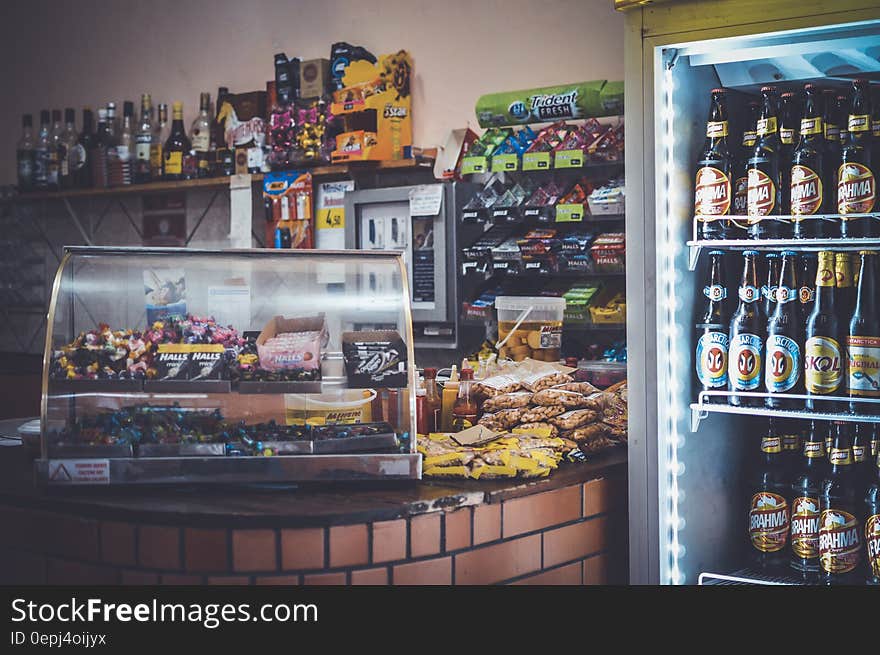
[{"left": 256, "top": 315, "right": 328, "bottom": 372}]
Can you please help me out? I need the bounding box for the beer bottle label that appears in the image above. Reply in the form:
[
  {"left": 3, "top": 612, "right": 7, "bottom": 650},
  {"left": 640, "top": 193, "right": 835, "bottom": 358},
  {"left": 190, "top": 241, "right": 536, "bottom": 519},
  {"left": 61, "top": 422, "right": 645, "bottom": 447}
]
[
  {"left": 765, "top": 335, "right": 800, "bottom": 393},
  {"left": 749, "top": 492, "right": 789, "bottom": 553},
  {"left": 761, "top": 436, "right": 783, "bottom": 453},
  {"left": 852, "top": 444, "right": 867, "bottom": 462},
  {"left": 803, "top": 441, "right": 825, "bottom": 458},
  {"left": 694, "top": 167, "right": 731, "bottom": 216},
  {"left": 774, "top": 285, "right": 796, "bottom": 304},
  {"left": 738, "top": 285, "right": 759, "bottom": 303},
  {"left": 780, "top": 128, "right": 795, "bottom": 145},
  {"left": 829, "top": 447, "right": 854, "bottom": 466},
  {"left": 791, "top": 496, "right": 821, "bottom": 559},
  {"left": 804, "top": 336, "right": 843, "bottom": 394},
  {"left": 816, "top": 259, "right": 835, "bottom": 287},
  {"left": 742, "top": 131, "right": 757, "bottom": 147},
  {"left": 800, "top": 117, "right": 823, "bottom": 136},
  {"left": 731, "top": 333, "right": 762, "bottom": 391},
  {"left": 866, "top": 514, "right": 880, "bottom": 578},
  {"left": 825, "top": 124, "right": 840, "bottom": 142},
  {"left": 846, "top": 336, "right": 880, "bottom": 397},
  {"left": 732, "top": 175, "right": 749, "bottom": 216},
  {"left": 837, "top": 163, "right": 876, "bottom": 214},
  {"left": 706, "top": 121, "right": 728, "bottom": 138},
  {"left": 848, "top": 114, "right": 871, "bottom": 133},
  {"left": 164, "top": 151, "right": 183, "bottom": 175},
  {"left": 790, "top": 165, "right": 823, "bottom": 215},
  {"left": 747, "top": 168, "right": 776, "bottom": 216},
  {"left": 696, "top": 331, "right": 729, "bottom": 388},
  {"left": 782, "top": 434, "right": 800, "bottom": 454},
  {"left": 703, "top": 284, "right": 727, "bottom": 301},
  {"left": 761, "top": 284, "right": 777, "bottom": 304},
  {"left": 756, "top": 117, "right": 778, "bottom": 136},
  {"left": 150, "top": 144, "right": 163, "bottom": 171},
  {"left": 873, "top": 120, "right": 880, "bottom": 139},
  {"left": 799, "top": 286, "right": 814, "bottom": 304},
  {"left": 819, "top": 508, "right": 860, "bottom": 574}
]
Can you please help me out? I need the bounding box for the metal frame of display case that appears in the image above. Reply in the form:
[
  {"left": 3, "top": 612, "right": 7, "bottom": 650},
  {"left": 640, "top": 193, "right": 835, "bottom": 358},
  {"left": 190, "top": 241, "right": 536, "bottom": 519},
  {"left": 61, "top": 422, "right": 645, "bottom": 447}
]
[{"left": 36, "top": 246, "right": 421, "bottom": 485}]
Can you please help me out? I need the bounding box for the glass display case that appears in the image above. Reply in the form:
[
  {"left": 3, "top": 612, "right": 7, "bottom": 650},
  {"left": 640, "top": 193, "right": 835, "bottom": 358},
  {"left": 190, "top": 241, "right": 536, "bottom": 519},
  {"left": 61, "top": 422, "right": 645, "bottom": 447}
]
[{"left": 36, "top": 247, "right": 420, "bottom": 485}]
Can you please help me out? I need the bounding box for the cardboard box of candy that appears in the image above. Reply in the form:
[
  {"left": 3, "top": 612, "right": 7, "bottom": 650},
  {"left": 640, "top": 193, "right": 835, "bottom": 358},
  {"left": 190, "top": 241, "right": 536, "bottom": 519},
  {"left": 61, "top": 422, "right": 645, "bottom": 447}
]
[
  {"left": 342, "top": 330, "right": 408, "bottom": 388},
  {"left": 256, "top": 315, "right": 327, "bottom": 372}
]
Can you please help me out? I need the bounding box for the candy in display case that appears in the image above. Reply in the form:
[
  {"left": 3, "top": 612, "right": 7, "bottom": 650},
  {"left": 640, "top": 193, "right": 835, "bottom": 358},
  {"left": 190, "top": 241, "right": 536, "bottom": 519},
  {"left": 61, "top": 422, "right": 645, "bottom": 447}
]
[{"left": 36, "top": 247, "right": 420, "bottom": 485}]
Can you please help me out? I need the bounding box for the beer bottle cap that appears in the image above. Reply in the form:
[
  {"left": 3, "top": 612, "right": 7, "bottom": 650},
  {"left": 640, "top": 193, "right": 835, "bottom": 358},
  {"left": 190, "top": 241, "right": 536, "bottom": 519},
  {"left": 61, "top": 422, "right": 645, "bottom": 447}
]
[
  {"left": 743, "top": 250, "right": 759, "bottom": 256},
  {"left": 761, "top": 85, "right": 775, "bottom": 93},
  {"left": 858, "top": 250, "right": 878, "bottom": 256},
  {"left": 804, "top": 83, "right": 815, "bottom": 91},
  {"left": 711, "top": 88, "right": 725, "bottom": 94},
  {"left": 782, "top": 250, "right": 797, "bottom": 256},
  {"left": 708, "top": 250, "right": 724, "bottom": 256},
  {"left": 781, "top": 92, "right": 794, "bottom": 98},
  {"left": 765, "top": 252, "right": 779, "bottom": 258}
]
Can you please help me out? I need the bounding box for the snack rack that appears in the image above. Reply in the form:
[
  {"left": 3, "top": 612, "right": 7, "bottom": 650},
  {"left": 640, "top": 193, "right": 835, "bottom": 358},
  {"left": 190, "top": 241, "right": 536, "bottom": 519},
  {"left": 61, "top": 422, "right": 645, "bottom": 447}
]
[{"left": 35, "top": 246, "right": 420, "bottom": 485}]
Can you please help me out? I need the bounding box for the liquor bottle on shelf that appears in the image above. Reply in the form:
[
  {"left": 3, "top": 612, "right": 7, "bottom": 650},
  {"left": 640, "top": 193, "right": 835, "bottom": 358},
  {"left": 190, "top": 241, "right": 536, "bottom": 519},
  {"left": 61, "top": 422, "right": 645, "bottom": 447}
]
[
  {"left": 73, "top": 108, "right": 94, "bottom": 188},
  {"left": 728, "top": 250, "right": 764, "bottom": 407},
  {"left": 818, "top": 422, "right": 863, "bottom": 585},
  {"left": 33, "top": 110, "right": 51, "bottom": 190},
  {"left": 779, "top": 91, "right": 799, "bottom": 216},
  {"left": 731, "top": 101, "right": 760, "bottom": 236},
  {"left": 163, "top": 101, "right": 192, "bottom": 181},
  {"left": 16, "top": 114, "right": 35, "bottom": 192},
  {"left": 761, "top": 252, "right": 780, "bottom": 321},
  {"left": 805, "top": 252, "right": 844, "bottom": 412},
  {"left": 90, "top": 108, "right": 111, "bottom": 189},
  {"left": 838, "top": 79, "right": 877, "bottom": 237},
  {"left": 748, "top": 86, "right": 785, "bottom": 239},
  {"left": 866, "top": 450, "right": 880, "bottom": 585},
  {"left": 190, "top": 92, "right": 212, "bottom": 178},
  {"left": 791, "top": 84, "right": 828, "bottom": 238},
  {"left": 749, "top": 419, "right": 790, "bottom": 570},
  {"left": 847, "top": 250, "right": 879, "bottom": 415},
  {"left": 213, "top": 87, "right": 234, "bottom": 176},
  {"left": 765, "top": 250, "right": 803, "bottom": 409},
  {"left": 151, "top": 103, "right": 168, "bottom": 181},
  {"left": 694, "top": 88, "right": 732, "bottom": 240},
  {"left": 58, "top": 108, "right": 78, "bottom": 190},
  {"left": 47, "top": 109, "right": 62, "bottom": 190},
  {"left": 798, "top": 253, "right": 817, "bottom": 318},
  {"left": 109, "top": 101, "right": 134, "bottom": 186},
  {"left": 134, "top": 95, "right": 154, "bottom": 184},
  {"left": 695, "top": 250, "right": 730, "bottom": 398},
  {"left": 106, "top": 102, "right": 118, "bottom": 139},
  {"left": 790, "top": 420, "right": 827, "bottom": 579}
]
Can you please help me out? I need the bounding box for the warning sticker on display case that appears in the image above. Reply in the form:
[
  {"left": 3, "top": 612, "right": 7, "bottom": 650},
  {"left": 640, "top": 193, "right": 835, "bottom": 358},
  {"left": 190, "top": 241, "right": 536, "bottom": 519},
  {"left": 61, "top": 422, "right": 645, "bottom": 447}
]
[{"left": 48, "top": 459, "right": 110, "bottom": 485}]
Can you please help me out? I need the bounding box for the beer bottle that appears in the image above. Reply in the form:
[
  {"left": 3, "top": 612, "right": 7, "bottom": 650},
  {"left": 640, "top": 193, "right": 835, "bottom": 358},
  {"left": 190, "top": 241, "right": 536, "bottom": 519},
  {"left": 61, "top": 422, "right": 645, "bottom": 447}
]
[
  {"left": 839, "top": 80, "right": 877, "bottom": 237},
  {"left": 791, "top": 84, "right": 828, "bottom": 238},
  {"left": 779, "top": 91, "right": 799, "bottom": 216},
  {"left": 865, "top": 450, "right": 880, "bottom": 584},
  {"left": 782, "top": 419, "right": 802, "bottom": 477},
  {"left": 749, "top": 419, "right": 791, "bottom": 569},
  {"left": 872, "top": 84, "right": 880, "bottom": 178},
  {"left": 871, "top": 422, "right": 879, "bottom": 460},
  {"left": 825, "top": 421, "right": 834, "bottom": 460},
  {"left": 847, "top": 251, "right": 880, "bottom": 415},
  {"left": 821, "top": 89, "right": 843, "bottom": 237},
  {"left": 798, "top": 253, "right": 817, "bottom": 318},
  {"left": 729, "top": 250, "right": 764, "bottom": 407},
  {"left": 765, "top": 251, "right": 803, "bottom": 409},
  {"left": 790, "top": 420, "right": 827, "bottom": 577},
  {"left": 852, "top": 423, "right": 873, "bottom": 490},
  {"left": 695, "top": 250, "right": 730, "bottom": 397},
  {"left": 761, "top": 252, "right": 781, "bottom": 320},
  {"left": 732, "top": 101, "right": 760, "bottom": 237},
  {"left": 748, "top": 87, "right": 785, "bottom": 239},
  {"left": 819, "top": 422, "right": 863, "bottom": 584},
  {"left": 835, "top": 251, "right": 855, "bottom": 322},
  {"left": 694, "top": 89, "right": 733, "bottom": 239},
  {"left": 837, "top": 94, "right": 850, "bottom": 146},
  {"left": 805, "top": 251, "right": 844, "bottom": 411}
]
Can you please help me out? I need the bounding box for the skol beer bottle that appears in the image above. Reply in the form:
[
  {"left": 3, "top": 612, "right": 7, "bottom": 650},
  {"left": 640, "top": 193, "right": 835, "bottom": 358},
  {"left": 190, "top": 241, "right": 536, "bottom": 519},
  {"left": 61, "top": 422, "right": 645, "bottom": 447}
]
[
  {"left": 694, "top": 89, "right": 733, "bottom": 239},
  {"left": 761, "top": 252, "right": 781, "bottom": 321},
  {"left": 805, "top": 251, "right": 844, "bottom": 412},
  {"left": 731, "top": 101, "right": 760, "bottom": 237},
  {"left": 836, "top": 251, "right": 856, "bottom": 323},
  {"left": 790, "top": 420, "right": 827, "bottom": 578},
  {"left": 750, "top": 419, "right": 791, "bottom": 569},
  {"left": 865, "top": 450, "right": 880, "bottom": 584},
  {"left": 819, "top": 422, "right": 863, "bottom": 584},
  {"left": 792, "top": 84, "right": 828, "bottom": 238},
  {"left": 765, "top": 251, "right": 803, "bottom": 409},
  {"left": 798, "top": 253, "right": 817, "bottom": 318},
  {"left": 695, "top": 250, "right": 730, "bottom": 397},
  {"left": 779, "top": 91, "right": 799, "bottom": 216},
  {"left": 729, "top": 250, "right": 764, "bottom": 407},
  {"left": 847, "top": 251, "right": 880, "bottom": 415},
  {"left": 839, "top": 79, "right": 877, "bottom": 237},
  {"left": 748, "top": 87, "right": 786, "bottom": 239}
]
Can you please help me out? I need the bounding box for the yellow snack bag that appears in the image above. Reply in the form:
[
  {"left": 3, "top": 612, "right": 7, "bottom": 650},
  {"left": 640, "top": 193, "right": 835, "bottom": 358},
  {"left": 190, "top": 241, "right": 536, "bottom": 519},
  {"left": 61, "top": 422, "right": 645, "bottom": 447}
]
[
  {"left": 508, "top": 454, "right": 541, "bottom": 472},
  {"left": 424, "top": 466, "right": 471, "bottom": 479},
  {"left": 470, "top": 463, "right": 518, "bottom": 479},
  {"left": 424, "top": 451, "right": 475, "bottom": 468},
  {"left": 512, "top": 425, "right": 554, "bottom": 438},
  {"left": 520, "top": 467, "right": 552, "bottom": 479}
]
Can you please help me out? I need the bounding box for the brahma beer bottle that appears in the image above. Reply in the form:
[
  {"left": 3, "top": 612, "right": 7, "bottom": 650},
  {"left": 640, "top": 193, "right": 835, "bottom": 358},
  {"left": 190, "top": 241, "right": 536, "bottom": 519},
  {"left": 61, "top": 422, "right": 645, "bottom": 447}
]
[
  {"left": 782, "top": 420, "right": 802, "bottom": 476},
  {"left": 798, "top": 253, "right": 817, "bottom": 318},
  {"left": 819, "top": 422, "right": 862, "bottom": 584},
  {"left": 847, "top": 251, "right": 880, "bottom": 415},
  {"left": 805, "top": 252, "right": 844, "bottom": 412},
  {"left": 791, "top": 84, "right": 828, "bottom": 238},
  {"left": 694, "top": 89, "right": 732, "bottom": 239},
  {"left": 748, "top": 86, "right": 785, "bottom": 239},
  {"left": 765, "top": 251, "right": 803, "bottom": 409},
  {"left": 749, "top": 419, "right": 790, "bottom": 569},
  {"left": 822, "top": 89, "right": 843, "bottom": 237},
  {"left": 732, "top": 101, "right": 760, "bottom": 237},
  {"left": 839, "top": 79, "right": 877, "bottom": 237},
  {"left": 729, "top": 250, "right": 764, "bottom": 407},
  {"left": 779, "top": 91, "right": 799, "bottom": 216},
  {"left": 790, "top": 420, "right": 827, "bottom": 577},
  {"left": 865, "top": 451, "right": 880, "bottom": 584},
  {"left": 761, "top": 252, "right": 781, "bottom": 321},
  {"left": 695, "top": 250, "right": 730, "bottom": 397}
]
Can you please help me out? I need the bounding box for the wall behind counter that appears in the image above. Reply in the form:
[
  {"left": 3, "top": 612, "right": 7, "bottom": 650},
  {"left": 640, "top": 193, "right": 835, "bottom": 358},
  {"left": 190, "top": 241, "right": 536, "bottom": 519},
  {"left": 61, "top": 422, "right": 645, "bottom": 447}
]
[{"left": 0, "top": 0, "right": 624, "bottom": 184}]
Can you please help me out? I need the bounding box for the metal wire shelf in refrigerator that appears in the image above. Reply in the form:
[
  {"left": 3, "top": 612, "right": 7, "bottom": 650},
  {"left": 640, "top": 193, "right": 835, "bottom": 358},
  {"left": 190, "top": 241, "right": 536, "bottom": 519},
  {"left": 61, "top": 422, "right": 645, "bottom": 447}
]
[
  {"left": 685, "top": 213, "right": 880, "bottom": 270},
  {"left": 698, "top": 568, "right": 806, "bottom": 585},
  {"left": 690, "top": 390, "right": 880, "bottom": 431}
]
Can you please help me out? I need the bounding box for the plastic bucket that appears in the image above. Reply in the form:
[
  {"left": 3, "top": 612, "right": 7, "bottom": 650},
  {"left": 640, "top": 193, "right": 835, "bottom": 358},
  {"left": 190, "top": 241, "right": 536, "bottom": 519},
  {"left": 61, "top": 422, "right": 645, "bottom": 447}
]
[{"left": 284, "top": 389, "right": 377, "bottom": 425}]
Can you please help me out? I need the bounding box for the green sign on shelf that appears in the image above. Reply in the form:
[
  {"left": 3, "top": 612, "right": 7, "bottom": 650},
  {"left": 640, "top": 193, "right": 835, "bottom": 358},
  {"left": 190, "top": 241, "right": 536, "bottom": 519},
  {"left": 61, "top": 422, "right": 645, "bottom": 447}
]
[
  {"left": 555, "top": 203, "right": 585, "bottom": 222},
  {"left": 461, "top": 157, "right": 488, "bottom": 175},
  {"left": 522, "top": 152, "right": 551, "bottom": 171},
  {"left": 491, "top": 154, "right": 519, "bottom": 172},
  {"left": 555, "top": 149, "right": 584, "bottom": 168}
]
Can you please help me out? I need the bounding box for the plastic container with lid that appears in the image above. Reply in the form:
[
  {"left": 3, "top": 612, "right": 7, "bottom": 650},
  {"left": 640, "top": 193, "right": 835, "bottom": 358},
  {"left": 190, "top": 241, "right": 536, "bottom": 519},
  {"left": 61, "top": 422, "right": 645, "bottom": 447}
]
[{"left": 495, "top": 296, "right": 566, "bottom": 362}]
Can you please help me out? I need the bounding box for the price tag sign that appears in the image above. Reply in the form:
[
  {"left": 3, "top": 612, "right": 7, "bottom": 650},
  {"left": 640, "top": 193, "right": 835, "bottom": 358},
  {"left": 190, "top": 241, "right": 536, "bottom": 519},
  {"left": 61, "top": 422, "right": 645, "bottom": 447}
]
[
  {"left": 523, "top": 152, "right": 551, "bottom": 171},
  {"left": 460, "top": 156, "right": 488, "bottom": 175},
  {"left": 491, "top": 154, "right": 519, "bottom": 172},
  {"left": 554, "top": 150, "right": 584, "bottom": 169},
  {"left": 556, "top": 204, "right": 585, "bottom": 222}
]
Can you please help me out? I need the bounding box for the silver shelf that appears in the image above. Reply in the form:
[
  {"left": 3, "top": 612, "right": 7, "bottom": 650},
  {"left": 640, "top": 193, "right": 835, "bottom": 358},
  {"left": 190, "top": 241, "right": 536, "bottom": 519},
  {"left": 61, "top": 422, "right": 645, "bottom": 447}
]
[
  {"left": 690, "top": 390, "right": 880, "bottom": 431},
  {"left": 698, "top": 568, "right": 806, "bottom": 585},
  {"left": 686, "top": 213, "right": 880, "bottom": 270}
]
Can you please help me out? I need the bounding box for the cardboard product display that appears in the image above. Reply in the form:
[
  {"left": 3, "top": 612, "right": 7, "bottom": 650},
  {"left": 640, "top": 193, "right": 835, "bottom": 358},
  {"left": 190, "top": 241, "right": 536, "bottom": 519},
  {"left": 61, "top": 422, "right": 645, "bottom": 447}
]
[
  {"left": 342, "top": 330, "right": 408, "bottom": 388},
  {"left": 256, "top": 315, "right": 328, "bottom": 373},
  {"left": 300, "top": 58, "right": 331, "bottom": 99},
  {"left": 262, "top": 171, "right": 314, "bottom": 249},
  {"left": 154, "top": 344, "right": 227, "bottom": 380}
]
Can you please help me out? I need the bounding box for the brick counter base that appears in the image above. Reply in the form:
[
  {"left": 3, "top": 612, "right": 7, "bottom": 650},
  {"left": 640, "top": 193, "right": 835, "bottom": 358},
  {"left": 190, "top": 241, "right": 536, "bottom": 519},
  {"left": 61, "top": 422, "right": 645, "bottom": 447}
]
[{"left": 0, "top": 476, "right": 627, "bottom": 585}]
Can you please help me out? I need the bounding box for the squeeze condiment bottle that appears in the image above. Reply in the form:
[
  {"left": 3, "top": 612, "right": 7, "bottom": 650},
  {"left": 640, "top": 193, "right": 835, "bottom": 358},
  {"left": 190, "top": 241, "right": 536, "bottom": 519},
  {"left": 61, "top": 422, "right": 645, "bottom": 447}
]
[
  {"left": 452, "top": 368, "right": 478, "bottom": 432},
  {"left": 423, "top": 368, "right": 442, "bottom": 433},
  {"left": 440, "top": 365, "right": 459, "bottom": 432}
]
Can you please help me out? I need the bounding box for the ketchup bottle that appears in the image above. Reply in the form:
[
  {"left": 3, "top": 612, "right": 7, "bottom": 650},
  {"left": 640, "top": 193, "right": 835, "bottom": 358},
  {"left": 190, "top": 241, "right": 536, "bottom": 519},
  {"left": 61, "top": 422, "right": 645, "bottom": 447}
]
[{"left": 451, "top": 368, "right": 478, "bottom": 432}]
